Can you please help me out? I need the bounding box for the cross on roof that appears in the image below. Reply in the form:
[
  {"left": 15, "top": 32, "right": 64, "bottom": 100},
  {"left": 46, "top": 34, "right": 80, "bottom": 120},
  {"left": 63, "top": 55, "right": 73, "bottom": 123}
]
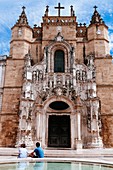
[
  {"left": 22, "top": 6, "right": 26, "bottom": 11},
  {"left": 54, "top": 3, "right": 64, "bottom": 16},
  {"left": 94, "top": 5, "right": 98, "bottom": 11}
]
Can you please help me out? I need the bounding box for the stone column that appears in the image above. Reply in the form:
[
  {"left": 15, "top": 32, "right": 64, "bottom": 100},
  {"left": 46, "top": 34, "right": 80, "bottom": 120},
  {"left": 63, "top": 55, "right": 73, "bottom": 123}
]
[
  {"left": 72, "top": 66, "right": 76, "bottom": 87},
  {"left": 77, "top": 112, "right": 81, "bottom": 140},
  {"left": 71, "top": 113, "right": 75, "bottom": 149},
  {"left": 42, "top": 112, "right": 46, "bottom": 148},
  {"left": 75, "top": 111, "right": 82, "bottom": 149},
  {"left": 54, "top": 73, "right": 56, "bottom": 87},
  {"left": 62, "top": 73, "right": 65, "bottom": 86},
  {"left": 48, "top": 52, "right": 50, "bottom": 72},
  {"left": 36, "top": 111, "right": 42, "bottom": 141}
]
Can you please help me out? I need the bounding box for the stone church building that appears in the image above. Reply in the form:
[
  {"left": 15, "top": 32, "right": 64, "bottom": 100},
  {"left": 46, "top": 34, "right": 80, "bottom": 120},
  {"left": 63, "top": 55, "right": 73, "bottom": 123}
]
[{"left": 0, "top": 3, "right": 113, "bottom": 149}]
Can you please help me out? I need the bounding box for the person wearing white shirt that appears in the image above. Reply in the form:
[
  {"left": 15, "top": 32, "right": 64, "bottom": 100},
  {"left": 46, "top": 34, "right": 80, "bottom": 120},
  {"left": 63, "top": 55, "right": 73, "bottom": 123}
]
[{"left": 18, "top": 143, "right": 28, "bottom": 158}]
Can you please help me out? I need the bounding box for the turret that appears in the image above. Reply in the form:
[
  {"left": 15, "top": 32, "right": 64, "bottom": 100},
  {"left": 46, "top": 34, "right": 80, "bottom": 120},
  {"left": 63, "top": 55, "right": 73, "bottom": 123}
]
[
  {"left": 87, "top": 6, "right": 109, "bottom": 57},
  {"left": 10, "top": 6, "right": 33, "bottom": 59}
]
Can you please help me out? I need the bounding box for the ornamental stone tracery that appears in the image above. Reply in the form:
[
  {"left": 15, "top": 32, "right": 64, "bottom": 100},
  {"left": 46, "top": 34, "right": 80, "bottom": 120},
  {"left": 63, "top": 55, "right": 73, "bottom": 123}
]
[{"left": 16, "top": 32, "right": 103, "bottom": 148}]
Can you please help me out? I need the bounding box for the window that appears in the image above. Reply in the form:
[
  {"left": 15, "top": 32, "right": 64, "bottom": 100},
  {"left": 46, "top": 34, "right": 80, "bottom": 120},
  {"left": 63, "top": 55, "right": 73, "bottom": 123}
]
[{"left": 54, "top": 50, "right": 65, "bottom": 72}]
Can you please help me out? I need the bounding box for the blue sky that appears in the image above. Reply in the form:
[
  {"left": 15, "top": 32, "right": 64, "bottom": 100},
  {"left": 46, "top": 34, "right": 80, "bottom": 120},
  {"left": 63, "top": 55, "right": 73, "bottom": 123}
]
[{"left": 0, "top": 0, "right": 113, "bottom": 55}]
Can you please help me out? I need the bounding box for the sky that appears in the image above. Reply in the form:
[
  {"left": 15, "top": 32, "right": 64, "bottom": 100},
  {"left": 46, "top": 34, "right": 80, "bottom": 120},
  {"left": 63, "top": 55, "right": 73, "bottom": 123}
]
[{"left": 0, "top": 0, "right": 113, "bottom": 55}]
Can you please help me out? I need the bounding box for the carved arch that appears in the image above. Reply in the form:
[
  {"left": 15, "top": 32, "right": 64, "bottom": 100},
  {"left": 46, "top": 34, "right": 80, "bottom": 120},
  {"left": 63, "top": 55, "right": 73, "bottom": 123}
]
[
  {"left": 45, "top": 41, "right": 73, "bottom": 73},
  {"left": 43, "top": 95, "right": 76, "bottom": 113}
]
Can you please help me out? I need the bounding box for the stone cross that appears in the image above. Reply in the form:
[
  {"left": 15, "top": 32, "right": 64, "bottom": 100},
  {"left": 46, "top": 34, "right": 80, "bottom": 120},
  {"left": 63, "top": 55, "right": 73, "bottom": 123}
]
[
  {"left": 94, "top": 5, "right": 98, "bottom": 11},
  {"left": 54, "top": 3, "right": 64, "bottom": 16}
]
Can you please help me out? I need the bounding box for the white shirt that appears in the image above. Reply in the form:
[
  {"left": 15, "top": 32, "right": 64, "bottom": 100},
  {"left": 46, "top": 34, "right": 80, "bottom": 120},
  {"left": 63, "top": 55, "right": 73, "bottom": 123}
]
[{"left": 18, "top": 148, "right": 28, "bottom": 158}]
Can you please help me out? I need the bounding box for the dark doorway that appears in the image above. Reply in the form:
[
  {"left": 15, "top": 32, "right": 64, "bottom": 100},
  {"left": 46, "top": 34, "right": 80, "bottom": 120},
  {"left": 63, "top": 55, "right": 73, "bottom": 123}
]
[{"left": 48, "top": 115, "right": 71, "bottom": 148}]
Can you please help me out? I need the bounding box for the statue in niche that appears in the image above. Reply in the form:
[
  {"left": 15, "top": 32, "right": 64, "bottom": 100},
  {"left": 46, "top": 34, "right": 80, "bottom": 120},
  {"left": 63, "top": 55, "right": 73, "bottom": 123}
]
[
  {"left": 71, "top": 89, "right": 76, "bottom": 100},
  {"left": 38, "top": 70, "right": 43, "bottom": 80},
  {"left": 87, "top": 107, "right": 91, "bottom": 130},
  {"left": 82, "top": 71, "right": 87, "bottom": 81},
  {"left": 32, "top": 71, "right": 37, "bottom": 81},
  {"left": 70, "top": 46, "right": 74, "bottom": 70},
  {"left": 25, "top": 53, "right": 31, "bottom": 67},
  {"left": 80, "top": 71, "right": 83, "bottom": 81},
  {"left": 27, "top": 118, "right": 31, "bottom": 131},
  {"left": 36, "top": 70, "right": 39, "bottom": 80},
  {"left": 41, "top": 90, "right": 48, "bottom": 101},
  {"left": 92, "top": 68, "right": 95, "bottom": 79},
  {"left": 76, "top": 70, "right": 80, "bottom": 80},
  {"left": 21, "top": 115, "right": 27, "bottom": 130}
]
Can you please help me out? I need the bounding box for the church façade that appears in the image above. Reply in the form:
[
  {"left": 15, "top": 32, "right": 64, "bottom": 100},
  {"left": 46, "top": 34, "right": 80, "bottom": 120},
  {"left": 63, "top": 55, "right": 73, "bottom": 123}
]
[{"left": 0, "top": 3, "right": 113, "bottom": 149}]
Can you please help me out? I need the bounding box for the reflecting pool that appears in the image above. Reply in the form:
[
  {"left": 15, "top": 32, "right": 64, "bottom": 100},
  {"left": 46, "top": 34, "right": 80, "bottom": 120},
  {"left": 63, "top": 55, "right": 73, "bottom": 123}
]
[{"left": 0, "top": 162, "right": 113, "bottom": 170}]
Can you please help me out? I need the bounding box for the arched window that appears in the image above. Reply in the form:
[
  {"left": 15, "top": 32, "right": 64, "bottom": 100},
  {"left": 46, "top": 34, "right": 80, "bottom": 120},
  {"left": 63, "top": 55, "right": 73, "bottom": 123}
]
[{"left": 54, "top": 50, "right": 65, "bottom": 72}]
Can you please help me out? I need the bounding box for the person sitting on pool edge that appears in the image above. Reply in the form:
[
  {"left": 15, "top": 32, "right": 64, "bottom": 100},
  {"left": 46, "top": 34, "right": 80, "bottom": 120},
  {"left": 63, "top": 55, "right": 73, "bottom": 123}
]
[
  {"left": 29, "top": 142, "right": 44, "bottom": 158},
  {"left": 18, "top": 143, "right": 28, "bottom": 158}
]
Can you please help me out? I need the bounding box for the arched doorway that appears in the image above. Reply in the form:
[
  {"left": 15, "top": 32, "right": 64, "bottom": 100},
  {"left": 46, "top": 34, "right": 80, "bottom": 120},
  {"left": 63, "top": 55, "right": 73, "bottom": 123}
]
[{"left": 48, "top": 101, "right": 71, "bottom": 148}]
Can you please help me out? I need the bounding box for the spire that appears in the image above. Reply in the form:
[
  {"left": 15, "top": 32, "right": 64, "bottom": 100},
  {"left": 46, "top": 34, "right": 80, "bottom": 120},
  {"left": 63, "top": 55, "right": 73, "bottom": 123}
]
[
  {"left": 90, "top": 6, "right": 105, "bottom": 25},
  {"left": 16, "top": 6, "right": 29, "bottom": 25}
]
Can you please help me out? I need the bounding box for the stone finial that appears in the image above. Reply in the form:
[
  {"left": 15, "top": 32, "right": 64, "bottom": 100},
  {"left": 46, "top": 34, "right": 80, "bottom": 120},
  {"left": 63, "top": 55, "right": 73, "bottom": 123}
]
[
  {"left": 16, "top": 6, "right": 29, "bottom": 25},
  {"left": 90, "top": 6, "right": 105, "bottom": 25},
  {"left": 70, "top": 5, "right": 73, "bottom": 16},
  {"left": 45, "top": 5, "right": 49, "bottom": 16},
  {"left": 70, "top": 5, "right": 75, "bottom": 16}
]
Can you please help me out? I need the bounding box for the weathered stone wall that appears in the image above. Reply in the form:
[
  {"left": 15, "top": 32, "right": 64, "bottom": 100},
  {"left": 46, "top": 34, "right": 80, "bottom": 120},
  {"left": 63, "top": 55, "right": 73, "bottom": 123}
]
[
  {"left": 4, "top": 59, "right": 24, "bottom": 87},
  {"left": 0, "top": 59, "right": 24, "bottom": 146},
  {"left": 96, "top": 58, "right": 113, "bottom": 147},
  {"left": 0, "top": 88, "right": 20, "bottom": 146},
  {"left": 0, "top": 115, "right": 19, "bottom": 147},
  {"left": 101, "top": 116, "right": 113, "bottom": 147}
]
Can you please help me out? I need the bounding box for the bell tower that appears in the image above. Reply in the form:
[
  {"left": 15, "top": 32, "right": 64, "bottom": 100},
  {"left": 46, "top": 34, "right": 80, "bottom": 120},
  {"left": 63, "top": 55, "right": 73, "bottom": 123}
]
[
  {"left": 10, "top": 6, "right": 32, "bottom": 59},
  {"left": 0, "top": 7, "right": 33, "bottom": 146},
  {"left": 87, "top": 6, "right": 109, "bottom": 57}
]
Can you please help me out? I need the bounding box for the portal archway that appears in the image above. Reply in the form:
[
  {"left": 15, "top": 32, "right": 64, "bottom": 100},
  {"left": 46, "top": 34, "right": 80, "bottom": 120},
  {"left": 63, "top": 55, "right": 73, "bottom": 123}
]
[{"left": 40, "top": 96, "right": 76, "bottom": 149}]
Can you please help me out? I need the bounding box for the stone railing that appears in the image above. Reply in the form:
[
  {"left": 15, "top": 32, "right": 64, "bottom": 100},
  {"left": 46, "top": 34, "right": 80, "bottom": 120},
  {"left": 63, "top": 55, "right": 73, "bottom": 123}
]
[
  {"left": 42, "top": 16, "right": 76, "bottom": 25},
  {"left": 42, "top": 72, "right": 73, "bottom": 90}
]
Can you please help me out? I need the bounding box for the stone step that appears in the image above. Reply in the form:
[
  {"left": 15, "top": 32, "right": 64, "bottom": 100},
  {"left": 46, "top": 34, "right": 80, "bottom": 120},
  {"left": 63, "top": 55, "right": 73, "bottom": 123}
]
[
  {"left": 0, "top": 148, "right": 113, "bottom": 158},
  {"left": 44, "top": 149, "right": 113, "bottom": 158}
]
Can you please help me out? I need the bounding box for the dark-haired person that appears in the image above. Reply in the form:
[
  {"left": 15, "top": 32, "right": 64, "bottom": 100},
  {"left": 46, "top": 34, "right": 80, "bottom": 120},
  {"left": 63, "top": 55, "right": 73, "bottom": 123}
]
[
  {"left": 29, "top": 142, "right": 44, "bottom": 158},
  {"left": 18, "top": 143, "right": 28, "bottom": 158}
]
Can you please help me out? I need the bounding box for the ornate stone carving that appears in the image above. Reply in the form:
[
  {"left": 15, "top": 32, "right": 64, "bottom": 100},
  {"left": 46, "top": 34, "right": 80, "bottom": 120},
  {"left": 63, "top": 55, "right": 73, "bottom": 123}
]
[{"left": 54, "top": 32, "right": 64, "bottom": 42}]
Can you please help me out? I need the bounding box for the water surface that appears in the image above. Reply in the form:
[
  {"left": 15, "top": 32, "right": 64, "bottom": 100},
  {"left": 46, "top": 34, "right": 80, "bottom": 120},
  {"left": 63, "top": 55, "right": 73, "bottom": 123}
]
[{"left": 0, "top": 162, "right": 112, "bottom": 170}]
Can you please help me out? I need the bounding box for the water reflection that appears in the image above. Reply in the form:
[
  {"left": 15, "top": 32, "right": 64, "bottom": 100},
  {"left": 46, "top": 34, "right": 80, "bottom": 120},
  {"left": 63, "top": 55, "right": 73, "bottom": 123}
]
[
  {"left": 34, "top": 162, "right": 44, "bottom": 170},
  {"left": 1, "top": 161, "right": 113, "bottom": 170},
  {"left": 16, "top": 162, "right": 28, "bottom": 170}
]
